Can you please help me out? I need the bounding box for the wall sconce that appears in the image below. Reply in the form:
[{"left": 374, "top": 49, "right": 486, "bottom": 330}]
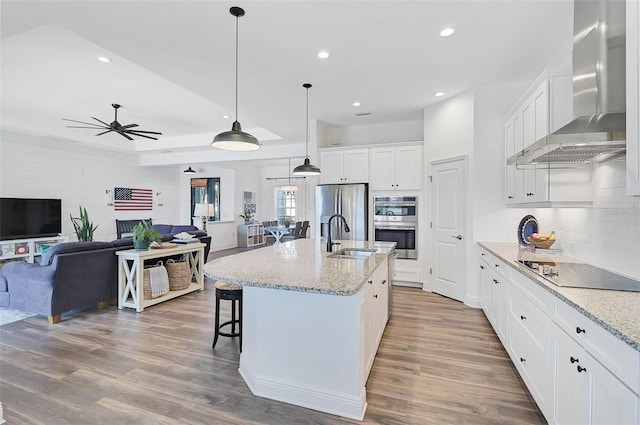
[
  {"left": 106, "top": 189, "right": 113, "bottom": 206},
  {"left": 156, "top": 192, "right": 164, "bottom": 207}
]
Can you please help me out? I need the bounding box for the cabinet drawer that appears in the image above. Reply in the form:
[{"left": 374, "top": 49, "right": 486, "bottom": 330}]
[
  {"left": 510, "top": 286, "right": 551, "bottom": 354},
  {"left": 556, "top": 300, "right": 640, "bottom": 394},
  {"left": 510, "top": 268, "right": 555, "bottom": 316},
  {"left": 510, "top": 326, "right": 552, "bottom": 414}
]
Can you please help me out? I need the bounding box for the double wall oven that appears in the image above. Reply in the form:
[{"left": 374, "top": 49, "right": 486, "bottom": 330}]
[{"left": 373, "top": 196, "right": 417, "bottom": 260}]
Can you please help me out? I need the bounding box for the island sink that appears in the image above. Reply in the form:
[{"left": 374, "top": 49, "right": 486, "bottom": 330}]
[{"left": 328, "top": 248, "right": 377, "bottom": 259}]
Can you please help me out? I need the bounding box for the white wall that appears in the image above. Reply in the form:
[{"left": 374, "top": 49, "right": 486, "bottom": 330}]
[
  {"left": 178, "top": 163, "right": 237, "bottom": 251},
  {"left": 321, "top": 120, "right": 423, "bottom": 148},
  {"left": 1, "top": 131, "right": 180, "bottom": 241}
]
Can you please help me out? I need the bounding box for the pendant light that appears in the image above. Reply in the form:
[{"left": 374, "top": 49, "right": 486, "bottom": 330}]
[
  {"left": 183, "top": 166, "right": 196, "bottom": 174},
  {"left": 292, "top": 83, "right": 321, "bottom": 175},
  {"left": 211, "top": 6, "right": 260, "bottom": 151},
  {"left": 281, "top": 158, "right": 298, "bottom": 194}
]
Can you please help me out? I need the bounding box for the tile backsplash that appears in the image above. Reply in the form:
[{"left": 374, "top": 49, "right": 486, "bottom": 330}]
[{"left": 533, "top": 156, "right": 640, "bottom": 279}]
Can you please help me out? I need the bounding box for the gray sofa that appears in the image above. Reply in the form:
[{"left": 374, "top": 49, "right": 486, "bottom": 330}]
[
  {"left": 2, "top": 241, "right": 118, "bottom": 323},
  {"left": 0, "top": 224, "right": 211, "bottom": 322}
]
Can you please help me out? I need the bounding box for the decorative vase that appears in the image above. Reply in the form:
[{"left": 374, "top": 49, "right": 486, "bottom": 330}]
[
  {"left": 133, "top": 239, "right": 150, "bottom": 251},
  {"left": 244, "top": 219, "right": 250, "bottom": 224}
]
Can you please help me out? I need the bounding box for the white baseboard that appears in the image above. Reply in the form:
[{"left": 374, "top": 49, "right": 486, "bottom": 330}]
[
  {"left": 392, "top": 281, "right": 422, "bottom": 288},
  {"left": 465, "top": 295, "right": 481, "bottom": 308},
  {"left": 239, "top": 362, "right": 366, "bottom": 420}
]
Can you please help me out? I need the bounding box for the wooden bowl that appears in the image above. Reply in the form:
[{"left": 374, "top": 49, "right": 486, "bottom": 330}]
[{"left": 528, "top": 238, "right": 556, "bottom": 249}]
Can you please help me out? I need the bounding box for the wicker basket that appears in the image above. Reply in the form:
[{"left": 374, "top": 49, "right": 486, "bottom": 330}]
[
  {"left": 165, "top": 258, "right": 192, "bottom": 291},
  {"left": 528, "top": 238, "right": 556, "bottom": 249},
  {"left": 143, "top": 261, "right": 170, "bottom": 300}
]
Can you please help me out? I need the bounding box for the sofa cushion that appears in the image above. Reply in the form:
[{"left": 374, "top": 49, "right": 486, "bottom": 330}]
[
  {"left": 41, "top": 241, "right": 114, "bottom": 266},
  {"left": 111, "top": 237, "right": 134, "bottom": 248},
  {"left": 170, "top": 225, "right": 199, "bottom": 234},
  {"left": 152, "top": 224, "right": 173, "bottom": 235}
]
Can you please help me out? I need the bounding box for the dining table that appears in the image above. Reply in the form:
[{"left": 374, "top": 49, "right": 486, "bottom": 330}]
[{"left": 263, "top": 225, "right": 291, "bottom": 244}]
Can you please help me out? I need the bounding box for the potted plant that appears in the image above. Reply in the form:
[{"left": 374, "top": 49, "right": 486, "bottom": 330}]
[
  {"left": 70, "top": 206, "right": 98, "bottom": 242},
  {"left": 131, "top": 220, "right": 162, "bottom": 251},
  {"left": 239, "top": 202, "right": 256, "bottom": 224}
]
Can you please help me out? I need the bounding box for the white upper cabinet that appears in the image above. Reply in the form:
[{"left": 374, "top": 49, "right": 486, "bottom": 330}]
[
  {"left": 504, "top": 70, "right": 592, "bottom": 205},
  {"left": 370, "top": 144, "right": 422, "bottom": 191},
  {"left": 628, "top": 0, "right": 640, "bottom": 196},
  {"left": 319, "top": 148, "right": 369, "bottom": 184}
]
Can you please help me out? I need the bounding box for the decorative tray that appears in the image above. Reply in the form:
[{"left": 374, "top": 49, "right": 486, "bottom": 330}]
[{"left": 150, "top": 243, "right": 179, "bottom": 249}]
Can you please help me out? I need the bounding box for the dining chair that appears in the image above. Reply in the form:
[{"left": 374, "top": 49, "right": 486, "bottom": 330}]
[{"left": 298, "top": 221, "right": 309, "bottom": 238}]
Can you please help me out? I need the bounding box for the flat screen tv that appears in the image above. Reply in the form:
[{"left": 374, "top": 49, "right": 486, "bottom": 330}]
[{"left": 0, "top": 198, "right": 62, "bottom": 240}]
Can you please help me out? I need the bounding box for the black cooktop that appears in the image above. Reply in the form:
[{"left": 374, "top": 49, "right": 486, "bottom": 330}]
[{"left": 516, "top": 260, "right": 640, "bottom": 292}]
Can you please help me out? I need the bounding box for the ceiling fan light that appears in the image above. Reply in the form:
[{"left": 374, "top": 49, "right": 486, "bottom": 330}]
[
  {"left": 292, "top": 157, "right": 321, "bottom": 176},
  {"left": 212, "top": 121, "right": 260, "bottom": 151}
]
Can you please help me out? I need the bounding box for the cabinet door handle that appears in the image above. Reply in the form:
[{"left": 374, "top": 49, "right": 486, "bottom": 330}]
[
  {"left": 520, "top": 357, "right": 526, "bottom": 363},
  {"left": 494, "top": 264, "right": 499, "bottom": 268},
  {"left": 480, "top": 265, "right": 485, "bottom": 270},
  {"left": 381, "top": 280, "right": 386, "bottom": 285},
  {"left": 493, "top": 279, "right": 498, "bottom": 284},
  {"left": 520, "top": 315, "right": 526, "bottom": 320},
  {"left": 508, "top": 196, "right": 514, "bottom": 199},
  {"left": 577, "top": 365, "right": 587, "bottom": 373},
  {"left": 373, "top": 294, "right": 378, "bottom": 299},
  {"left": 570, "top": 356, "right": 579, "bottom": 364},
  {"left": 451, "top": 235, "right": 463, "bottom": 240},
  {"left": 576, "top": 327, "right": 586, "bottom": 334},
  {"left": 368, "top": 280, "right": 373, "bottom": 285}
]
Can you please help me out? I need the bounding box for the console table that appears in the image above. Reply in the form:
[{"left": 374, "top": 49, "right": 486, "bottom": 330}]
[{"left": 116, "top": 243, "right": 205, "bottom": 312}]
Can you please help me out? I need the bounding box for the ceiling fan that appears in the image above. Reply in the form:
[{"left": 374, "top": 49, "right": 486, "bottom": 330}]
[{"left": 62, "top": 103, "right": 162, "bottom": 141}]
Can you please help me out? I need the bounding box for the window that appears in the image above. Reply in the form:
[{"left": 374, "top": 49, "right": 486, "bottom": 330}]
[{"left": 276, "top": 189, "right": 296, "bottom": 223}]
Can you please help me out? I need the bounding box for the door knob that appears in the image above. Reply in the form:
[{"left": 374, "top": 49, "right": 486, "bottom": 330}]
[{"left": 451, "top": 235, "right": 463, "bottom": 240}]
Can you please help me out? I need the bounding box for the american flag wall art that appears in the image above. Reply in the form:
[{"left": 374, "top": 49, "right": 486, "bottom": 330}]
[{"left": 114, "top": 187, "right": 153, "bottom": 211}]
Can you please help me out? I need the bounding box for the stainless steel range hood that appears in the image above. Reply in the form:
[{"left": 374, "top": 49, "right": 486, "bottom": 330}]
[{"left": 508, "top": 0, "right": 626, "bottom": 165}]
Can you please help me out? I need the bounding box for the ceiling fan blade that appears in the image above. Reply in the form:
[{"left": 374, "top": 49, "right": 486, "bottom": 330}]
[
  {"left": 65, "top": 125, "right": 109, "bottom": 129},
  {"left": 120, "top": 123, "right": 139, "bottom": 129},
  {"left": 91, "top": 116, "right": 110, "bottom": 126},
  {"left": 117, "top": 131, "right": 134, "bottom": 141},
  {"left": 123, "top": 131, "right": 158, "bottom": 140},
  {"left": 62, "top": 118, "right": 103, "bottom": 127},
  {"left": 125, "top": 129, "right": 162, "bottom": 135},
  {"left": 96, "top": 130, "right": 114, "bottom": 136}
]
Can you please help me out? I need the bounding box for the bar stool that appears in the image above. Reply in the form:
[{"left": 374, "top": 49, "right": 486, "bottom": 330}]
[{"left": 212, "top": 281, "right": 243, "bottom": 351}]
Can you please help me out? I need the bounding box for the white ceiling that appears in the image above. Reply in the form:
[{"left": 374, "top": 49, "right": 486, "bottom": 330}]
[{"left": 0, "top": 0, "right": 573, "bottom": 163}]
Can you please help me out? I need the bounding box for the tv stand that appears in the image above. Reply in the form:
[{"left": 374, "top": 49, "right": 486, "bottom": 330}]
[{"left": 0, "top": 236, "right": 69, "bottom": 264}]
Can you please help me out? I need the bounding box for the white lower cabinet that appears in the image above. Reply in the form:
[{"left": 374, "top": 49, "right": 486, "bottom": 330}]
[
  {"left": 362, "top": 258, "right": 390, "bottom": 380},
  {"left": 553, "top": 325, "right": 639, "bottom": 425},
  {"left": 480, "top": 250, "right": 509, "bottom": 344},
  {"left": 478, "top": 246, "right": 640, "bottom": 424}
]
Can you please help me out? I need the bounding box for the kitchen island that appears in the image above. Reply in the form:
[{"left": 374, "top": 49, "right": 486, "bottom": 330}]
[{"left": 203, "top": 239, "right": 396, "bottom": 420}]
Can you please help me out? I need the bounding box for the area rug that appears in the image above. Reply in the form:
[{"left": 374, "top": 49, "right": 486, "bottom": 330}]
[{"left": 0, "top": 307, "right": 37, "bottom": 326}]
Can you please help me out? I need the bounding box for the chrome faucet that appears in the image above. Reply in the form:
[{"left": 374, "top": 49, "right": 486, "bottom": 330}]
[{"left": 326, "top": 214, "right": 350, "bottom": 252}]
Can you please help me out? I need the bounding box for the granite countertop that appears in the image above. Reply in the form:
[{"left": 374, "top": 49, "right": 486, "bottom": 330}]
[
  {"left": 204, "top": 239, "right": 396, "bottom": 296},
  {"left": 479, "top": 242, "right": 640, "bottom": 351}
]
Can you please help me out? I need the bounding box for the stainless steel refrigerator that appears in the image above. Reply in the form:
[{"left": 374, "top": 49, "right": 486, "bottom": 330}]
[{"left": 316, "top": 183, "right": 368, "bottom": 242}]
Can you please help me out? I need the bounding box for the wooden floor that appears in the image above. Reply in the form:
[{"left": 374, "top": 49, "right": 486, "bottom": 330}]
[{"left": 0, "top": 282, "right": 546, "bottom": 424}]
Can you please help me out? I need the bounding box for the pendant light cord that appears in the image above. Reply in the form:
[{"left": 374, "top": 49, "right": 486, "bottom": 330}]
[
  {"left": 235, "top": 13, "right": 239, "bottom": 122},
  {"left": 305, "top": 85, "right": 309, "bottom": 157}
]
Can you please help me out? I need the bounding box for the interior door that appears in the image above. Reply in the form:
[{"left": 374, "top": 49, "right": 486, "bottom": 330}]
[{"left": 430, "top": 158, "right": 466, "bottom": 302}]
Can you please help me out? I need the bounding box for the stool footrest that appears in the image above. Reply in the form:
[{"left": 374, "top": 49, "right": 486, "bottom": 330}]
[{"left": 218, "top": 319, "right": 241, "bottom": 337}]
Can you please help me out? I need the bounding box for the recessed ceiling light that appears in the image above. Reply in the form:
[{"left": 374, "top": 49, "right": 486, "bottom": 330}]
[
  {"left": 574, "top": 143, "right": 587, "bottom": 146},
  {"left": 223, "top": 115, "right": 230, "bottom": 119},
  {"left": 352, "top": 102, "right": 361, "bottom": 107},
  {"left": 97, "top": 56, "right": 111, "bottom": 63},
  {"left": 440, "top": 28, "right": 455, "bottom": 37},
  {"left": 433, "top": 92, "right": 445, "bottom": 97},
  {"left": 317, "top": 51, "right": 330, "bottom": 59}
]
